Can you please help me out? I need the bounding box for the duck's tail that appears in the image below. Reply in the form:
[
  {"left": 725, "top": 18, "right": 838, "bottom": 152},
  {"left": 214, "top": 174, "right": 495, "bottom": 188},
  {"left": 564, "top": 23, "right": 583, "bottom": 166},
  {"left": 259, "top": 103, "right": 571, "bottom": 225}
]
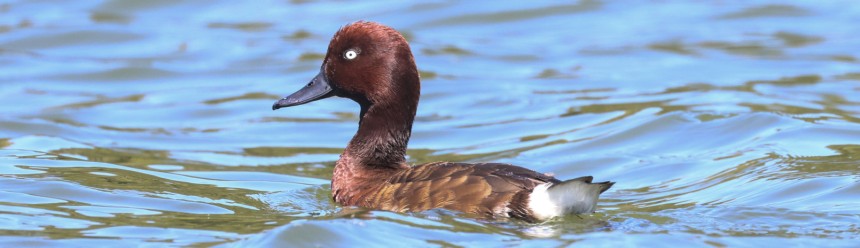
[{"left": 527, "top": 176, "right": 614, "bottom": 220}]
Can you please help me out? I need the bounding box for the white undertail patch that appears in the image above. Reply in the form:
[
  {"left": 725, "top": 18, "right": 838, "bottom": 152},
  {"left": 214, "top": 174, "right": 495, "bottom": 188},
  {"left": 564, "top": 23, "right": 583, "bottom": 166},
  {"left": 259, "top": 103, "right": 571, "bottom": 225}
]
[
  {"left": 528, "top": 183, "right": 559, "bottom": 220},
  {"left": 527, "top": 180, "right": 602, "bottom": 221}
]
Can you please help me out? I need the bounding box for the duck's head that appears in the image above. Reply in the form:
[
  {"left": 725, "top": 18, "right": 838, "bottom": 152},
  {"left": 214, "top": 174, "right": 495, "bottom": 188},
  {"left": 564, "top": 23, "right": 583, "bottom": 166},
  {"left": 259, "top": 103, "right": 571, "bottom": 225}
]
[{"left": 272, "top": 21, "right": 420, "bottom": 112}]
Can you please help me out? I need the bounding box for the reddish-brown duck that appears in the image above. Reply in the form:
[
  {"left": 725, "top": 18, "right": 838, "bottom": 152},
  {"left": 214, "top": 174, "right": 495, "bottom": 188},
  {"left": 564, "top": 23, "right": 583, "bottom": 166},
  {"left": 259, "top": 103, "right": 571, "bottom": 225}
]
[{"left": 272, "top": 21, "right": 613, "bottom": 222}]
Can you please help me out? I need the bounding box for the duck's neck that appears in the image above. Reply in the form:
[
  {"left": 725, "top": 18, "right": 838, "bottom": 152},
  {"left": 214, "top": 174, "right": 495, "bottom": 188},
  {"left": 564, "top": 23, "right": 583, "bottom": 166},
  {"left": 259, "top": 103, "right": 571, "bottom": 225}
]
[
  {"left": 341, "top": 98, "right": 416, "bottom": 170},
  {"left": 331, "top": 98, "right": 417, "bottom": 204}
]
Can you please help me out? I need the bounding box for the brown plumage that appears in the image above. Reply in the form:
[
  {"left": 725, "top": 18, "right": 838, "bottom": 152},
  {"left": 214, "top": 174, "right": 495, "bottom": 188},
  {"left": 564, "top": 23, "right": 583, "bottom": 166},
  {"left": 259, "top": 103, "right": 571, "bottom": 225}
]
[
  {"left": 342, "top": 162, "right": 556, "bottom": 220},
  {"left": 272, "top": 21, "right": 614, "bottom": 222}
]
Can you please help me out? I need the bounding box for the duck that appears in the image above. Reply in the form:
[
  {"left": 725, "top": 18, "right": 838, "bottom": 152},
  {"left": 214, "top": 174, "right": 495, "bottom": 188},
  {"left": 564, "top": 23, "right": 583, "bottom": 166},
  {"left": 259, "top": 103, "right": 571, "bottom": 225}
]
[{"left": 272, "top": 21, "right": 613, "bottom": 222}]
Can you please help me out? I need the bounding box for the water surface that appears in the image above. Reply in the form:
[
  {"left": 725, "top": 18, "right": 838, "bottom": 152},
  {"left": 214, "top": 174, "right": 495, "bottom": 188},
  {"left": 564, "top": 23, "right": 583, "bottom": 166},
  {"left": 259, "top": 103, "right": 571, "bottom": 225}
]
[{"left": 1, "top": 1, "right": 859, "bottom": 247}]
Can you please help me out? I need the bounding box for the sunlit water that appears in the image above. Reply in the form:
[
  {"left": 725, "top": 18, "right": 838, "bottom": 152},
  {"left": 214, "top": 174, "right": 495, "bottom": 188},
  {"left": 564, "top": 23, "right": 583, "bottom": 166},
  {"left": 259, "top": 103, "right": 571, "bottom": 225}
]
[{"left": 2, "top": 1, "right": 859, "bottom": 247}]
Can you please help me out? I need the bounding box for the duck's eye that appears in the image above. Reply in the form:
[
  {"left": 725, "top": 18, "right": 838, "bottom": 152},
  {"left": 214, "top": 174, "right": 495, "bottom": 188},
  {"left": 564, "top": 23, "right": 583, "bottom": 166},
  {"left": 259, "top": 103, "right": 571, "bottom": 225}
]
[{"left": 344, "top": 49, "right": 358, "bottom": 60}]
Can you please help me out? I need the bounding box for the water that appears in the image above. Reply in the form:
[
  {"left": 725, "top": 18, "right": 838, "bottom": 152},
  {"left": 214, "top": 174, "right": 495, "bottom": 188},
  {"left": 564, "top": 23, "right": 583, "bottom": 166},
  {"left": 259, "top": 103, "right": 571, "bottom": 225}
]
[{"left": 1, "top": 1, "right": 859, "bottom": 246}]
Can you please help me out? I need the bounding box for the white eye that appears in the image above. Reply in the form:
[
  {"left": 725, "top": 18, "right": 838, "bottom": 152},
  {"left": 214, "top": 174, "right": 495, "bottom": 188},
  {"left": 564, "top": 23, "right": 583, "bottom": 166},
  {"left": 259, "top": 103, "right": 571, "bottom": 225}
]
[{"left": 344, "top": 49, "right": 358, "bottom": 60}]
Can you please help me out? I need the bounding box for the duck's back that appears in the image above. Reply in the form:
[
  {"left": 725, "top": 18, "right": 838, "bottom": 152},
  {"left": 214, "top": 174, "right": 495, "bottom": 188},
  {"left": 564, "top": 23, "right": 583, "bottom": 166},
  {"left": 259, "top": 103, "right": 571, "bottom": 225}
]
[{"left": 358, "top": 162, "right": 559, "bottom": 220}]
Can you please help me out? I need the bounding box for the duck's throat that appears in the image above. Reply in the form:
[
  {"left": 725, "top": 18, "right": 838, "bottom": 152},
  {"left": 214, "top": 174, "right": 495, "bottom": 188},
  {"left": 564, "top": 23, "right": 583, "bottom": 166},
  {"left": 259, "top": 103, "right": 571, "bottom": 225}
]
[{"left": 342, "top": 102, "right": 415, "bottom": 168}]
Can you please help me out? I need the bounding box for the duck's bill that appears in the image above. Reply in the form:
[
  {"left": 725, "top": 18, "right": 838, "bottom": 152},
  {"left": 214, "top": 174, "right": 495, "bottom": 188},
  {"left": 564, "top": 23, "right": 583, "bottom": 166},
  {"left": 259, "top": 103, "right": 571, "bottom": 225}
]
[{"left": 272, "top": 71, "right": 335, "bottom": 110}]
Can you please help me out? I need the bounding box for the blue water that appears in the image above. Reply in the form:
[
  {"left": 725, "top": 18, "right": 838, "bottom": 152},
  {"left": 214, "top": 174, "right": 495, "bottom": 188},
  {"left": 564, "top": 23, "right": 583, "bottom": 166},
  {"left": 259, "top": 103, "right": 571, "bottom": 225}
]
[{"left": 1, "top": 1, "right": 859, "bottom": 246}]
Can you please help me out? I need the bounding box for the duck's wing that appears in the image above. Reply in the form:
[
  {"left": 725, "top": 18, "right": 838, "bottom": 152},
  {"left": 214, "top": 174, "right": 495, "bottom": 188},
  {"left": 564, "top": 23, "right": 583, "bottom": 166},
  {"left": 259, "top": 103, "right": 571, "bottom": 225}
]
[{"left": 364, "top": 162, "right": 559, "bottom": 218}]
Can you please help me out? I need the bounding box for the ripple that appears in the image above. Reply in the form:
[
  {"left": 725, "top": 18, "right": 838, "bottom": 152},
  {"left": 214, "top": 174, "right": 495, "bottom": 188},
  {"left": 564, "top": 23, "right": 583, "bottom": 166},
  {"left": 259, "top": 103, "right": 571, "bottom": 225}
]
[
  {"left": 83, "top": 226, "right": 237, "bottom": 245},
  {"left": 719, "top": 4, "right": 810, "bottom": 19}
]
